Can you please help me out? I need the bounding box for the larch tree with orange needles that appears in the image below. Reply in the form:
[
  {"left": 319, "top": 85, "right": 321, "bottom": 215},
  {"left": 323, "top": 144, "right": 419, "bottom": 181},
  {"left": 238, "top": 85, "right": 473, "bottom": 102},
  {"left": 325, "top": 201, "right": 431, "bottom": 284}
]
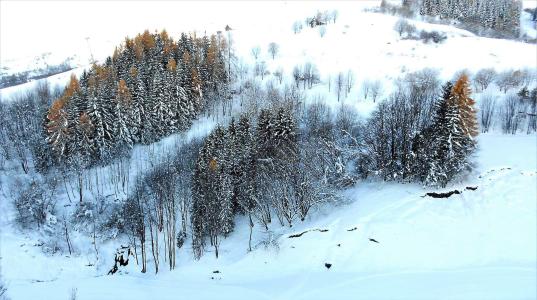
[{"left": 450, "top": 73, "right": 479, "bottom": 138}]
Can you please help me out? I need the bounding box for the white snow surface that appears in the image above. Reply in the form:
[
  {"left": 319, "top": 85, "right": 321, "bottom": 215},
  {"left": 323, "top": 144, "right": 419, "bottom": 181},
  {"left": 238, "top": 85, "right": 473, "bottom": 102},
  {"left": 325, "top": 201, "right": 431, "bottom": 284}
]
[
  {"left": 1, "top": 133, "right": 536, "bottom": 299},
  {"left": 1, "top": 1, "right": 537, "bottom": 299},
  {"left": 1, "top": 0, "right": 536, "bottom": 102}
]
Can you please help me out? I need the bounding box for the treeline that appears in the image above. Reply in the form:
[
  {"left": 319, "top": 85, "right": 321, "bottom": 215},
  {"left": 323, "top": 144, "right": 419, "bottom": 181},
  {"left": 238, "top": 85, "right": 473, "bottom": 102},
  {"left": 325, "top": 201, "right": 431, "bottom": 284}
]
[
  {"left": 44, "top": 30, "right": 229, "bottom": 171},
  {"left": 191, "top": 107, "right": 305, "bottom": 258},
  {"left": 419, "top": 0, "right": 521, "bottom": 34},
  {"left": 194, "top": 101, "right": 354, "bottom": 260},
  {"left": 6, "top": 69, "right": 481, "bottom": 271},
  {"left": 188, "top": 73, "right": 477, "bottom": 262},
  {"left": 480, "top": 86, "right": 537, "bottom": 134},
  {"left": 358, "top": 73, "right": 477, "bottom": 187},
  {"left": 0, "top": 82, "right": 60, "bottom": 175},
  {"left": 115, "top": 87, "right": 355, "bottom": 271},
  {"left": 0, "top": 62, "right": 74, "bottom": 89}
]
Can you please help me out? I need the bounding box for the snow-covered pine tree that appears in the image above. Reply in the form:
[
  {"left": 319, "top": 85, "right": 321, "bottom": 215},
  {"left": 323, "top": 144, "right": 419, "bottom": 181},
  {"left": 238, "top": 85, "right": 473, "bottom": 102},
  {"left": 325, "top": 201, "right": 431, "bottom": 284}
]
[
  {"left": 212, "top": 125, "right": 234, "bottom": 237},
  {"left": 149, "top": 67, "right": 165, "bottom": 139},
  {"left": 256, "top": 108, "right": 274, "bottom": 159},
  {"left": 86, "top": 69, "right": 117, "bottom": 163},
  {"left": 114, "top": 79, "right": 134, "bottom": 154},
  {"left": 410, "top": 126, "right": 435, "bottom": 183},
  {"left": 73, "top": 112, "right": 95, "bottom": 167},
  {"left": 225, "top": 118, "right": 241, "bottom": 213},
  {"left": 133, "top": 71, "right": 150, "bottom": 144},
  {"left": 235, "top": 115, "right": 257, "bottom": 217},
  {"left": 191, "top": 142, "right": 209, "bottom": 259},
  {"left": 422, "top": 81, "right": 475, "bottom": 187}
]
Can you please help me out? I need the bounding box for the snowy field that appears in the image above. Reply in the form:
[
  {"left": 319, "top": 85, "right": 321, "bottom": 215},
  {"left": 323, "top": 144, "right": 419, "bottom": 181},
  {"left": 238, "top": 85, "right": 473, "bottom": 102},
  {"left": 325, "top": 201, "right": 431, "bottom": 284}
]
[
  {"left": 2, "top": 1, "right": 536, "bottom": 101},
  {"left": 1, "top": 1, "right": 536, "bottom": 299},
  {"left": 2, "top": 133, "right": 535, "bottom": 299}
]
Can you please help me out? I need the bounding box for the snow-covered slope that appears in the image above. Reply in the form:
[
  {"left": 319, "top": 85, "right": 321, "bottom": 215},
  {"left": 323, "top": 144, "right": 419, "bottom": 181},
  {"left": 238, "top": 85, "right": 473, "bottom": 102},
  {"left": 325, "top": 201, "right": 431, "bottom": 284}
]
[
  {"left": 1, "top": 1, "right": 535, "bottom": 101},
  {"left": 2, "top": 133, "right": 535, "bottom": 299},
  {"left": 1, "top": 1, "right": 536, "bottom": 299}
]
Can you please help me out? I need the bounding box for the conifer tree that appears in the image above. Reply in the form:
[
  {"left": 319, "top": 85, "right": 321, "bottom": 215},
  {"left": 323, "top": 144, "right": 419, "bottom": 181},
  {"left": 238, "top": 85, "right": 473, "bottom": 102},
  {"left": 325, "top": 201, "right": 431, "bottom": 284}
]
[
  {"left": 416, "top": 82, "right": 476, "bottom": 187},
  {"left": 45, "top": 99, "right": 70, "bottom": 161},
  {"left": 450, "top": 73, "right": 478, "bottom": 138}
]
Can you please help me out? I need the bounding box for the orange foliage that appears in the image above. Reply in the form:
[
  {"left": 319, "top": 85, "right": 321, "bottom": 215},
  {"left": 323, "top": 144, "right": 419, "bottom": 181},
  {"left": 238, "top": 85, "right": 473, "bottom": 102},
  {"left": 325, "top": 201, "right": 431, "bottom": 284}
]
[
  {"left": 47, "top": 98, "right": 66, "bottom": 120},
  {"left": 451, "top": 73, "right": 478, "bottom": 137},
  {"left": 65, "top": 74, "right": 80, "bottom": 97},
  {"left": 129, "top": 66, "right": 138, "bottom": 78},
  {"left": 160, "top": 29, "right": 169, "bottom": 43},
  {"left": 46, "top": 98, "right": 69, "bottom": 139},
  {"left": 140, "top": 30, "right": 156, "bottom": 50},
  {"left": 182, "top": 52, "right": 191, "bottom": 65},
  {"left": 209, "top": 158, "right": 218, "bottom": 171},
  {"left": 206, "top": 36, "right": 218, "bottom": 67},
  {"left": 117, "top": 79, "right": 132, "bottom": 105},
  {"left": 167, "top": 58, "right": 177, "bottom": 72},
  {"left": 125, "top": 37, "right": 134, "bottom": 50},
  {"left": 191, "top": 68, "right": 201, "bottom": 87}
]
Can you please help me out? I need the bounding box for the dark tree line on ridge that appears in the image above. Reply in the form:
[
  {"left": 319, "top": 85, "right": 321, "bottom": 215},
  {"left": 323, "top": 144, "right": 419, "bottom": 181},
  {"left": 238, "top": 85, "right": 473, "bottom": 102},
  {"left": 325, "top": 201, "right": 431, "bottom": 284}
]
[{"left": 419, "top": 0, "right": 521, "bottom": 35}]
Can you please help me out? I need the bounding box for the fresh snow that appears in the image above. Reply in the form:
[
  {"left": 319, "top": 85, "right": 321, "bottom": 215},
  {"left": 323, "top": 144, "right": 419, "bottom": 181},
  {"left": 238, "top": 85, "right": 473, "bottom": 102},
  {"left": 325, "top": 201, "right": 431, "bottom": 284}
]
[
  {"left": 2, "top": 134, "right": 535, "bottom": 299},
  {"left": 1, "top": 1, "right": 536, "bottom": 299}
]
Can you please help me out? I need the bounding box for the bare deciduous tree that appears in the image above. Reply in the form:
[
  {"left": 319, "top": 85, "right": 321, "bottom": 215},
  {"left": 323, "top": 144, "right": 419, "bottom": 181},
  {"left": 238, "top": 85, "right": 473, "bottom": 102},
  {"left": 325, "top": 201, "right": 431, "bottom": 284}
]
[
  {"left": 479, "top": 93, "right": 496, "bottom": 133},
  {"left": 500, "top": 93, "right": 521, "bottom": 134},
  {"left": 274, "top": 67, "right": 284, "bottom": 84},
  {"left": 335, "top": 72, "right": 345, "bottom": 102},
  {"left": 268, "top": 42, "right": 279, "bottom": 60},
  {"left": 331, "top": 10, "right": 339, "bottom": 23},
  {"left": 473, "top": 68, "right": 497, "bottom": 92},
  {"left": 361, "top": 80, "right": 371, "bottom": 100},
  {"left": 370, "top": 80, "right": 383, "bottom": 102},
  {"left": 255, "top": 62, "right": 267, "bottom": 80},
  {"left": 251, "top": 46, "right": 261, "bottom": 60},
  {"left": 346, "top": 70, "right": 355, "bottom": 96}
]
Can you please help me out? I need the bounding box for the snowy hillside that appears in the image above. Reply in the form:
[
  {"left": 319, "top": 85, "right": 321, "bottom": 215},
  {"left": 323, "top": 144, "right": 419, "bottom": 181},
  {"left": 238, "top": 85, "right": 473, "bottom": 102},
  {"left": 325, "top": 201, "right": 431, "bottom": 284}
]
[
  {"left": 2, "top": 134, "right": 535, "bottom": 299},
  {"left": 2, "top": 1, "right": 535, "bottom": 100},
  {"left": 1, "top": 1, "right": 536, "bottom": 300}
]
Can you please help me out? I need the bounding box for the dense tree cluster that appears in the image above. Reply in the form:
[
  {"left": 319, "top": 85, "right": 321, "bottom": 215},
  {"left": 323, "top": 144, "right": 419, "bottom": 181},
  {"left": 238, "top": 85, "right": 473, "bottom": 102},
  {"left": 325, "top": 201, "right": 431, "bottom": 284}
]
[
  {"left": 191, "top": 101, "right": 353, "bottom": 258},
  {"left": 191, "top": 107, "right": 297, "bottom": 258},
  {"left": 419, "top": 0, "right": 522, "bottom": 34},
  {"left": 44, "top": 30, "right": 229, "bottom": 169},
  {"left": 359, "top": 73, "right": 477, "bottom": 187},
  {"left": 0, "top": 82, "right": 57, "bottom": 174}
]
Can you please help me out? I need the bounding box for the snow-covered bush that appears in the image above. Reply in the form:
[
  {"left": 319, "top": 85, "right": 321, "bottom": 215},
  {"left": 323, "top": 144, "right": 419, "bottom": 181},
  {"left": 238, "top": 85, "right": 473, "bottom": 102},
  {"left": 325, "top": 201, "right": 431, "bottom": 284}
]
[
  {"left": 71, "top": 202, "right": 95, "bottom": 229},
  {"left": 14, "top": 179, "right": 56, "bottom": 230},
  {"left": 473, "top": 68, "right": 497, "bottom": 92},
  {"left": 319, "top": 25, "right": 327, "bottom": 37},
  {"left": 419, "top": 30, "right": 447, "bottom": 43},
  {"left": 100, "top": 198, "right": 127, "bottom": 240},
  {"left": 495, "top": 69, "right": 530, "bottom": 93},
  {"left": 255, "top": 230, "right": 281, "bottom": 253},
  {"left": 292, "top": 20, "right": 303, "bottom": 34},
  {"left": 69, "top": 287, "right": 77, "bottom": 300},
  {"left": 394, "top": 19, "right": 416, "bottom": 37}
]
